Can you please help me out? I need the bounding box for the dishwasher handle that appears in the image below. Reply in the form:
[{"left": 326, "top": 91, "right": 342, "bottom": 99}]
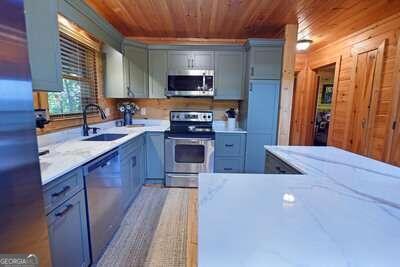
[{"left": 85, "top": 150, "right": 119, "bottom": 174}]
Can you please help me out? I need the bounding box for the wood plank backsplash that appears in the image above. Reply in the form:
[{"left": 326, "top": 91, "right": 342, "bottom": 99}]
[{"left": 118, "top": 98, "right": 239, "bottom": 121}]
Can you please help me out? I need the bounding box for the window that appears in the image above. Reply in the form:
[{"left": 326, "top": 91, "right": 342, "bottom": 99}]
[{"left": 48, "top": 31, "right": 99, "bottom": 117}]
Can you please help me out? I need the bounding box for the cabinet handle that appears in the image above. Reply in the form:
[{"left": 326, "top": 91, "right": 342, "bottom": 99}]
[
  {"left": 251, "top": 67, "right": 254, "bottom": 77},
  {"left": 127, "top": 86, "right": 134, "bottom": 97},
  {"left": 55, "top": 204, "right": 73, "bottom": 217},
  {"left": 192, "top": 59, "right": 194, "bottom": 68},
  {"left": 224, "top": 167, "right": 233, "bottom": 171},
  {"left": 225, "top": 144, "right": 234, "bottom": 147},
  {"left": 275, "top": 166, "right": 286, "bottom": 174},
  {"left": 249, "top": 82, "right": 253, "bottom": 91},
  {"left": 188, "top": 58, "right": 191, "bottom": 68},
  {"left": 132, "top": 156, "right": 137, "bottom": 167},
  {"left": 51, "top": 185, "right": 71, "bottom": 198}
]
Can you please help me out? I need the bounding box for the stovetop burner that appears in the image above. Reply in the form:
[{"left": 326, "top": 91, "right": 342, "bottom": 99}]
[{"left": 168, "top": 111, "right": 214, "bottom": 134}]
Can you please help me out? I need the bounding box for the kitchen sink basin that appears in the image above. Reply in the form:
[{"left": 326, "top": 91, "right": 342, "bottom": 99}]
[{"left": 82, "top": 133, "right": 128, "bottom": 141}]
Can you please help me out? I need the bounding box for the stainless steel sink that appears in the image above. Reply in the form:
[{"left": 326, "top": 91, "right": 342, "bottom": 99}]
[{"left": 82, "top": 133, "right": 128, "bottom": 141}]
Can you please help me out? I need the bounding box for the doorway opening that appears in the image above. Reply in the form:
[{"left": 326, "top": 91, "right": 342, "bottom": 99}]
[{"left": 313, "top": 64, "right": 335, "bottom": 146}]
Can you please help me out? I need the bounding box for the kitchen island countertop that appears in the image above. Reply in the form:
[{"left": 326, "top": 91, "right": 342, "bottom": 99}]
[{"left": 199, "top": 146, "right": 400, "bottom": 267}]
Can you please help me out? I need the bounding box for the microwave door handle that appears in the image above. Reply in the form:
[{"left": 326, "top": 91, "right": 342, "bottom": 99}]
[{"left": 202, "top": 72, "right": 206, "bottom": 90}]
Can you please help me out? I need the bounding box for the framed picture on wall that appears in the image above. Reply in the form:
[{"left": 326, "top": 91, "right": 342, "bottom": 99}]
[{"left": 321, "top": 84, "right": 333, "bottom": 104}]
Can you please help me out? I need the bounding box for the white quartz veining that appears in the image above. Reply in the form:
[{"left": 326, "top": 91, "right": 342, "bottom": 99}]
[
  {"left": 199, "top": 146, "right": 400, "bottom": 267},
  {"left": 39, "top": 120, "right": 169, "bottom": 185},
  {"left": 212, "top": 120, "right": 246, "bottom": 133}
]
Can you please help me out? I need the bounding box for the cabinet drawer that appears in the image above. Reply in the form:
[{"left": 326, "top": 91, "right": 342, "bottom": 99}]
[
  {"left": 43, "top": 168, "right": 84, "bottom": 214},
  {"left": 215, "top": 157, "right": 244, "bottom": 173},
  {"left": 265, "top": 152, "right": 301, "bottom": 174},
  {"left": 215, "top": 133, "right": 245, "bottom": 157}
]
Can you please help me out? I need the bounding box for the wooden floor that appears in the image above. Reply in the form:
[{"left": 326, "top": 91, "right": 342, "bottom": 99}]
[{"left": 97, "top": 186, "right": 198, "bottom": 267}]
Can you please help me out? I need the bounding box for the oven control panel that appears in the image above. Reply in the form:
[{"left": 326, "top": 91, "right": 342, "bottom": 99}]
[{"left": 170, "top": 111, "right": 213, "bottom": 122}]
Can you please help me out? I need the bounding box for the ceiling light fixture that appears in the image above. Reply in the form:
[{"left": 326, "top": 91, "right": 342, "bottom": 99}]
[{"left": 296, "top": 39, "right": 313, "bottom": 51}]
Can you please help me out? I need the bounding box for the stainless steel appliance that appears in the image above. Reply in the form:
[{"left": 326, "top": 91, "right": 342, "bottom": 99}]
[
  {"left": 0, "top": 1, "right": 52, "bottom": 266},
  {"left": 83, "top": 149, "right": 123, "bottom": 263},
  {"left": 165, "top": 111, "right": 215, "bottom": 187},
  {"left": 166, "top": 70, "right": 214, "bottom": 97}
]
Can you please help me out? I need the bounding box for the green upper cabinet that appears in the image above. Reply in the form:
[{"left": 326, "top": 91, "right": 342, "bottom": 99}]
[
  {"left": 24, "top": 0, "right": 63, "bottom": 92},
  {"left": 124, "top": 45, "right": 149, "bottom": 98},
  {"left": 192, "top": 51, "right": 214, "bottom": 69},
  {"left": 148, "top": 50, "right": 167, "bottom": 99},
  {"left": 167, "top": 51, "right": 214, "bottom": 70},
  {"left": 214, "top": 51, "right": 244, "bottom": 100},
  {"left": 103, "top": 44, "right": 126, "bottom": 98},
  {"left": 248, "top": 46, "right": 283, "bottom": 80}
]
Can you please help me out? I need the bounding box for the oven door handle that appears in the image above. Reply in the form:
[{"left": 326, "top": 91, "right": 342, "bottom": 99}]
[{"left": 167, "top": 137, "right": 213, "bottom": 141}]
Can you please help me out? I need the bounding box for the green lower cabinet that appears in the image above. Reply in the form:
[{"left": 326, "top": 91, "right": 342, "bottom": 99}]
[
  {"left": 47, "top": 190, "right": 90, "bottom": 267},
  {"left": 215, "top": 132, "right": 246, "bottom": 173},
  {"left": 120, "top": 136, "right": 145, "bottom": 210},
  {"left": 215, "top": 157, "right": 245, "bottom": 173},
  {"left": 145, "top": 132, "right": 165, "bottom": 182}
]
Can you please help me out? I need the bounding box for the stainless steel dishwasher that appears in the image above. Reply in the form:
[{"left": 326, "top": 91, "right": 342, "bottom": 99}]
[{"left": 83, "top": 149, "right": 123, "bottom": 263}]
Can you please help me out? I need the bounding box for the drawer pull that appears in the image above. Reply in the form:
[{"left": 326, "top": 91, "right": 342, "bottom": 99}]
[
  {"left": 225, "top": 144, "right": 234, "bottom": 147},
  {"left": 51, "top": 186, "right": 71, "bottom": 198},
  {"left": 224, "top": 168, "right": 233, "bottom": 171},
  {"left": 275, "top": 166, "right": 286, "bottom": 174},
  {"left": 55, "top": 204, "right": 73, "bottom": 217}
]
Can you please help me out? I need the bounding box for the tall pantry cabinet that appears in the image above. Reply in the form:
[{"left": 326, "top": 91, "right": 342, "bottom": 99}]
[{"left": 240, "top": 39, "right": 283, "bottom": 173}]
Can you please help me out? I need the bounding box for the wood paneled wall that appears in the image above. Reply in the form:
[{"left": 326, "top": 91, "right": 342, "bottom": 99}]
[
  {"left": 119, "top": 98, "right": 239, "bottom": 121},
  {"left": 291, "top": 12, "right": 400, "bottom": 166}
]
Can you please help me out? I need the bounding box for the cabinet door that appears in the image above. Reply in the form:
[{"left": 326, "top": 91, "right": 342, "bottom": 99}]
[
  {"left": 193, "top": 51, "right": 214, "bottom": 69},
  {"left": 103, "top": 45, "right": 126, "bottom": 98},
  {"left": 124, "top": 45, "right": 148, "bottom": 98},
  {"left": 146, "top": 132, "right": 165, "bottom": 179},
  {"left": 249, "top": 46, "right": 282, "bottom": 80},
  {"left": 215, "top": 51, "right": 244, "bottom": 99},
  {"left": 247, "top": 80, "right": 280, "bottom": 135},
  {"left": 245, "top": 133, "right": 275, "bottom": 173},
  {"left": 25, "top": 0, "right": 63, "bottom": 91},
  {"left": 130, "top": 147, "right": 142, "bottom": 196},
  {"left": 168, "top": 51, "right": 192, "bottom": 69},
  {"left": 47, "top": 190, "right": 90, "bottom": 267},
  {"left": 121, "top": 158, "right": 132, "bottom": 210},
  {"left": 149, "top": 50, "right": 167, "bottom": 98}
]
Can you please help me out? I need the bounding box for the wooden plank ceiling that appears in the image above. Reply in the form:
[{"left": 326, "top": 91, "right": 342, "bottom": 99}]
[{"left": 85, "top": 0, "right": 400, "bottom": 49}]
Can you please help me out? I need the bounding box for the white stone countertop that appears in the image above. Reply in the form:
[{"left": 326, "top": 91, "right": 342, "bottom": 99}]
[
  {"left": 199, "top": 146, "right": 400, "bottom": 267},
  {"left": 212, "top": 121, "right": 247, "bottom": 133},
  {"left": 39, "top": 122, "right": 168, "bottom": 185}
]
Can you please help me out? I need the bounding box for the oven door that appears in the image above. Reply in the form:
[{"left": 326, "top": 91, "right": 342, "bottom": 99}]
[
  {"left": 166, "top": 70, "right": 214, "bottom": 97},
  {"left": 165, "top": 136, "right": 214, "bottom": 173}
]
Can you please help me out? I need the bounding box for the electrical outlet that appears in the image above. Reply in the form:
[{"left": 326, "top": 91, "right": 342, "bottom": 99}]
[
  {"left": 104, "top": 108, "right": 111, "bottom": 117},
  {"left": 140, "top": 107, "right": 146, "bottom": 116}
]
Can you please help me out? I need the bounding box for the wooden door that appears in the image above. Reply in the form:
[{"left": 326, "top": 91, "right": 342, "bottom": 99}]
[
  {"left": 347, "top": 40, "right": 385, "bottom": 157},
  {"left": 390, "top": 112, "right": 400, "bottom": 165}
]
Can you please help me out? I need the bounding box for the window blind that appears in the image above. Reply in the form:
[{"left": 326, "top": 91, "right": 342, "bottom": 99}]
[{"left": 48, "top": 31, "right": 99, "bottom": 117}]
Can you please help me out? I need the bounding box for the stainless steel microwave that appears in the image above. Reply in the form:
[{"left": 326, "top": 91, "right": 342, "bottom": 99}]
[{"left": 166, "top": 70, "right": 214, "bottom": 97}]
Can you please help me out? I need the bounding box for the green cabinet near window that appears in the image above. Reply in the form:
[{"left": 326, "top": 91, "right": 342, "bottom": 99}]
[
  {"left": 215, "top": 133, "right": 246, "bottom": 173},
  {"left": 124, "top": 45, "right": 149, "bottom": 98},
  {"left": 103, "top": 44, "right": 126, "bottom": 98},
  {"left": 214, "top": 51, "right": 244, "bottom": 100},
  {"left": 24, "top": 0, "right": 63, "bottom": 92},
  {"left": 146, "top": 132, "right": 165, "bottom": 183},
  {"left": 148, "top": 50, "right": 167, "bottom": 98}
]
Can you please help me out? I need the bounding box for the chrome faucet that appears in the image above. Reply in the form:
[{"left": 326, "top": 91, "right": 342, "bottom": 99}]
[{"left": 82, "top": 104, "right": 107, "bottom": 136}]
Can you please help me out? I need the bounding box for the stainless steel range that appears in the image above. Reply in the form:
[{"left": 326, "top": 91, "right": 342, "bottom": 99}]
[{"left": 165, "top": 111, "right": 215, "bottom": 187}]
